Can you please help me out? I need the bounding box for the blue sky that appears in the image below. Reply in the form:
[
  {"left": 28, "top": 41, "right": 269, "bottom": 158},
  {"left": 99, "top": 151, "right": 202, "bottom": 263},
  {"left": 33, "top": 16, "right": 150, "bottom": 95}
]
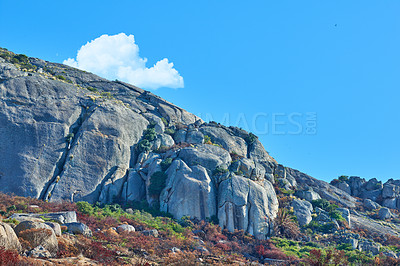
[{"left": 1, "top": 1, "right": 399, "bottom": 182}]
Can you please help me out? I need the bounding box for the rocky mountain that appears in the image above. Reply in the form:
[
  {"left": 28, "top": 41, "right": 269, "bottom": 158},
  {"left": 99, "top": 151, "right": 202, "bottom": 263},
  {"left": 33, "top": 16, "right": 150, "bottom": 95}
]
[{"left": 2, "top": 48, "right": 400, "bottom": 264}]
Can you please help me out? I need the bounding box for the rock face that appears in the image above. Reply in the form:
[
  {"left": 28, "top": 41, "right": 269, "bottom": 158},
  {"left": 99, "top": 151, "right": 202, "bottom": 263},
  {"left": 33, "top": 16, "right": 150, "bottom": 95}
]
[
  {"left": 0, "top": 48, "right": 369, "bottom": 240},
  {"left": 291, "top": 199, "right": 313, "bottom": 226},
  {"left": 332, "top": 176, "right": 400, "bottom": 211},
  {"left": 65, "top": 222, "right": 92, "bottom": 237},
  {"left": 0, "top": 222, "right": 21, "bottom": 251}
]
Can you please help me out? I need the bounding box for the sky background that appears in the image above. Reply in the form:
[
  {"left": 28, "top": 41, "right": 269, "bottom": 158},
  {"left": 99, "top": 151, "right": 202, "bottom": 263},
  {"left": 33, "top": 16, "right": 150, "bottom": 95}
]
[{"left": 1, "top": 1, "right": 399, "bottom": 182}]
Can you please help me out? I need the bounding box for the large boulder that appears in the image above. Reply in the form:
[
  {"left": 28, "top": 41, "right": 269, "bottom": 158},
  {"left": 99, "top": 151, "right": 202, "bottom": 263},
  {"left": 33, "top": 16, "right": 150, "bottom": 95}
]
[
  {"left": 295, "top": 189, "right": 321, "bottom": 202},
  {"left": 290, "top": 199, "right": 313, "bottom": 226},
  {"left": 337, "top": 182, "right": 351, "bottom": 195},
  {"left": 378, "top": 207, "right": 393, "bottom": 220},
  {"left": 10, "top": 211, "right": 77, "bottom": 224},
  {"left": 382, "top": 184, "right": 400, "bottom": 199},
  {"left": 218, "top": 175, "right": 278, "bottom": 239},
  {"left": 65, "top": 222, "right": 92, "bottom": 237},
  {"left": 160, "top": 159, "right": 217, "bottom": 220},
  {"left": 199, "top": 126, "right": 248, "bottom": 157},
  {"left": 178, "top": 144, "right": 232, "bottom": 172},
  {"left": 14, "top": 221, "right": 58, "bottom": 255},
  {"left": 0, "top": 222, "right": 21, "bottom": 251},
  {"left": 363, "top": 199, "right": 381, "bottom": 211}
]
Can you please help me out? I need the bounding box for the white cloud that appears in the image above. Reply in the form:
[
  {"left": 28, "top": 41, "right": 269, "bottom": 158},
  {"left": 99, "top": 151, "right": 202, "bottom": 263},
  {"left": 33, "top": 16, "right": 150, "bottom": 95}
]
[{"left": 63, "top": 33, "right": 184, "bottom": 90}]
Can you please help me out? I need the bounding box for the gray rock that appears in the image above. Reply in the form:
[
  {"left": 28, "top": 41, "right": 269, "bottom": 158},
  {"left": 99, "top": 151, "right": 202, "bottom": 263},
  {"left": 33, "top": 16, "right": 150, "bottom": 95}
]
[
  {"left": 14, "top": 221, "right": 58, "bottom": 255},
  {"left": 348, "top": 176, "right": 366, "bottom": 197},
  {"left": 142, "top": 229, "right": 158, "bottom": 237},
  {"left": 141, "top": 112, "right": 165, "bottom": 134},
  {"left": 344, "top": 238, "right": 358, "bottom": 249},
  {"left": 358, "top": 241, "right": 380, "bottom": 255},
  {"left": 365, "top": 178, "right": 382, "bottom": 191},
  {"left": 10, "top": 211, "right": 76, "bottom": 224},
  {"left": 361, "top": 189, "right": 382, "bottom": 201},
  {"left": 171, "top": 247, "right": 181, "bottom": 253},
  {"left": 200, "top": 126, "right": 248, "bottom": 157},
  {"left": 178, "top": 144, "right": 232, "bottom": 172},
  {"left": 123, "top": 170, "right": 145, "bottom": 202},
  {"left": 291, "top": 199, "right": 313, "bottom": 226},
  {"left": 383, "top": 251, "right": 398, "bottom": 259},
  {"left": 337, "top": 182, "right": 351, "bottom": 195},
  {"left": 65, "top": 222, "right": 92, "bottom": 237},
  {"left": 173, "top": 129, "right": 187, "bottom": 143},
  {"left": 99, "top": 165, "right": 128, "bottom": 205},
  {"left": 28, "top": 245, "right": 51, "bottom": 258},
  {"left": 382, "top": 184, "right": 400, "bottom": 199},
  {"left": 186, "top": 129, "right": 204, "bottom": 144},
  {"left": 363, "top": 199, "right": 381, "bottom": 211},
  {"left": 218, "top": 175, "right": 278, "bottom": 239},
  {"left": 378, "top": 207, "right": 392, "bottom": 220},
  {"left": 160, "top": 159, "right": 217, "bottom": 220},
  {"left": 45, "top": 222, "right": 62, "bottom": 237},
  {"left": 382, "top": 198, "right": 398, "bottom": 209},
  {"left": 286, "top": 168, "right": 357, "bottom": 208},
  {"left": 152, "top": 133, "right": 175, "bottom": 150},
  {"left": 0, "top": 222, "right": 21, "bottom": 251},
  {"left": 336, "top": 208, "right": 351, "bottom": 227},
  {"left": 117, "top": 224, "right": 135, "bottom": 233},
  {"left": 295, "top": 189, "right": 321, "bottom": 202}
]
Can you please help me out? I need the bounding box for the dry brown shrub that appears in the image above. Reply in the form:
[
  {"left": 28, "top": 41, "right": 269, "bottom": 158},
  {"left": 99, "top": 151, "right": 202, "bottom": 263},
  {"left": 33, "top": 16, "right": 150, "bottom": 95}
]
[{"left": 18, "top": 228, "right": 54, "bottom": 253}]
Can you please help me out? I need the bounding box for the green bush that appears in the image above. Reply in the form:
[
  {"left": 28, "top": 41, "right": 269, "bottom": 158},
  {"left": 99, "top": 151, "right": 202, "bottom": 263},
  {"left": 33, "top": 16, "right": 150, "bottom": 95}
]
[
  {"left": 87, "top": 86, "right": 98, "bottom": 92},
  {"left": 204, "top": 135, "right": 212, "bottom": 144},
  {"left": 55, "top": 75, "right": 66, "bottom": 81},
  {"left": 144, "top": 127, "right": 156, "bottom": 141},
  {"left": 245, "top": 132, "right": 258, "bottom": 144},
  {"left": 164, "top": 128, "right": 175, "bottom": 135},
  {"left": 76, "top": 201, "right": 94, "bottom": 215},
  {"left": 329, "top": 210, "right": 344, "bottom": 221},
  {"left": 213, "top": 166, "right": 228, "bottom": 176},
  {"left": 160, "top": 158, "right": 173, "bottom": 171},
  {"left": 338, "top": 175, "right": 349, "bottom": 182},
  {"left": 161, "top": 117, "right": 168, "bottom": 127},
  {"left": 311, "top": 199, "right": 330, "bottom": 211},
  {"left": 138, "top": 139, "right": 152, "bottom": 153},
  {"left": 148, "top": 171, "right": 167, "bottom": 197},
  {"left": 337, "top": 243, "right": 353, "bottom": 251}
]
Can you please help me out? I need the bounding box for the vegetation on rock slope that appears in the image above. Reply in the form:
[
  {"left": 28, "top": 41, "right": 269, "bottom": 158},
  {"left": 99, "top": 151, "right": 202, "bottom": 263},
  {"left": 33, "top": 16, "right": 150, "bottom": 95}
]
[{"left": 0, "top": 193, "right": 399, "bottom": 265}]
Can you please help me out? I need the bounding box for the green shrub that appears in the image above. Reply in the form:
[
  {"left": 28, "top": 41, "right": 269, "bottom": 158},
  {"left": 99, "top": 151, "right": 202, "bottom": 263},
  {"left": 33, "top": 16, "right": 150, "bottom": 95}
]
[
  {"left": 148, "top": 171, "right": 167, "bottom": 197},
  {"left": 160, "top": 158, "right": 173, "bottom": 171},
  {"left": 161, "top": 117, "right": 168, "bottom": 127},
  {"left": 311, "top": 199, "right": 330, "bottom": 211},
  {"left": 138, "top": 139, "right": 152, "bottom": 153},
  {"left": 213, "top": 166, "right": 228, "bottom": 176},
  {"left": 164, "top": 128, "right": 175, "bottom": 135},
  {"left": 245, "top": 132, "right": 258, "bottom": 144},
  {"left": 100, "top": 91, "right": 113, "bottom": 98},
  {"left": 204, "top": 135, "right": 212, "bottom": 144},
  {"left": 337, "top": 243, "right": 353, "bottom": 251},
  {"left": 87, "top": 86, "right": 98, "bottom": 92},
  {"left": 55, "top": 75, "right": 66, "bottom": 81},
  {"left": 329, "top": 210, "right": 344, "bottom": 221},
  {"left": 338, "top": 175, "right": 349, "bottom": 182},
  {"left": 76, "top": 201, "right": 94, "bottom": 215},
  {"left": 143, "top": 127, "right": 156, "bottom": 141}
]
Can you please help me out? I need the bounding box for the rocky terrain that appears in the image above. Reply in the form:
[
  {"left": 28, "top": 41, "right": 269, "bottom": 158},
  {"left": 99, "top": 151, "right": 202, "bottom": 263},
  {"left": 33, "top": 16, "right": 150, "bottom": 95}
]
[{"left": 1, "top": 47, "right": 400, "bottom": 265}]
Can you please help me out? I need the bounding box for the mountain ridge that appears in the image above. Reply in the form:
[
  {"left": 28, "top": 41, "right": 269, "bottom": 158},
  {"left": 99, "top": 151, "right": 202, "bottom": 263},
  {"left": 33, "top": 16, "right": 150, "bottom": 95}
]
[{"left": 3, "top": 48, "right": 400, "bottom": 264}]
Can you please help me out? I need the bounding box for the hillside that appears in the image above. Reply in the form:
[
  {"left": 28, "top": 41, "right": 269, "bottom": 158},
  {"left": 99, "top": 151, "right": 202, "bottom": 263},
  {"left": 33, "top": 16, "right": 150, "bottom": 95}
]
[{"left": 1, "top": 48, "right": 400, "bottom": 265}]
